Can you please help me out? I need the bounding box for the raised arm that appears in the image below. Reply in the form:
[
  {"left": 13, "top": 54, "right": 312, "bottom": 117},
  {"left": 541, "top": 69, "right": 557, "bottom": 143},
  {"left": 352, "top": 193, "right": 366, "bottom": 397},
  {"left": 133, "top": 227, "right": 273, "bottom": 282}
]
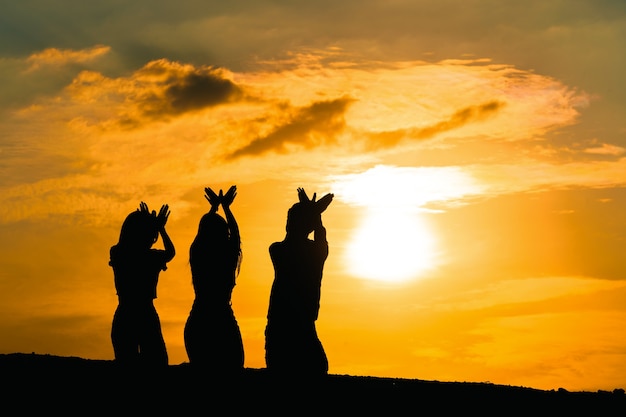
[
  {"left": 156, "top": 204, "right": 175, "bottom": 262},
  {"left": 313, "top": 214, "right": 327, "bottom": 243},
  {"left": 221, "top": 185, "right": 240, "bottom": 247},
  {"left": 313, "top": 192, "right": 333, "bottom": 244}
]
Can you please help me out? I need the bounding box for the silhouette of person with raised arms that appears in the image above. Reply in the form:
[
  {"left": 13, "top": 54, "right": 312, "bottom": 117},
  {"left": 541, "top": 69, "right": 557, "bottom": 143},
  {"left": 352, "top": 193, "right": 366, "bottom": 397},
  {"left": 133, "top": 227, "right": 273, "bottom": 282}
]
[
  {"left": 109, "top": 202, "right": 175, "bottom": 370},
  {"left": 184, "top": 185, "right": 244, "bottom": 374},
  {"left": 265, "top": 187, "right": 334, "bottom": 377}
]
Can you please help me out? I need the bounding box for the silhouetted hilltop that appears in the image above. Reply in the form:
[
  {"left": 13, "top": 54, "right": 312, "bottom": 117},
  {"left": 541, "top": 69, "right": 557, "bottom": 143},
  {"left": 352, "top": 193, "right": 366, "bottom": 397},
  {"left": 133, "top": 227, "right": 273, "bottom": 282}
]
[{"left": 2, "top": 353, "right": 624, "bottom": 414}]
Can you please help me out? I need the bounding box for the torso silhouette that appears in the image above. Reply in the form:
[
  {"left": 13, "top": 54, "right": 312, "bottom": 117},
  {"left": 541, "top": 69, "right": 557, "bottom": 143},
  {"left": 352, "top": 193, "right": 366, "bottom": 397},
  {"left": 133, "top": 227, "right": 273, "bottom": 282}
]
[
  {"left": 265, "top": 235, "right": 329, "bottom": 375},
  {"left": 110, "top": 247, "right": 167, "bottom": 301},
  {"left": 109, "top": 244, "right": 170, "bottom": 368},
  {"left": 267, "top": 238, "right": 327, "bottom": 323}
]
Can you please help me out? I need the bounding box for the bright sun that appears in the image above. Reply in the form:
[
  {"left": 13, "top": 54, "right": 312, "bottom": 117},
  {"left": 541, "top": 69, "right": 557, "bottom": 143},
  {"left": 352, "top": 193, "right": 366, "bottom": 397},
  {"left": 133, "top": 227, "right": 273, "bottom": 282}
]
[
  {"left": 346, "top": 209, "right": 437, "bottom": 283},
  {"left": 332, "top": 165, "right": 481, "bottom": 283}
]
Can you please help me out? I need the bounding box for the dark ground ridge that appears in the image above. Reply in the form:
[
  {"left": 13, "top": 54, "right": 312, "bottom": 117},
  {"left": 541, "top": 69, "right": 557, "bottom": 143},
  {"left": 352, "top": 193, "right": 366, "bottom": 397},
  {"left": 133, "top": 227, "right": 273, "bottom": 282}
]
[{"left": 1, "top": 352, "right": 624, "bottom": 414}]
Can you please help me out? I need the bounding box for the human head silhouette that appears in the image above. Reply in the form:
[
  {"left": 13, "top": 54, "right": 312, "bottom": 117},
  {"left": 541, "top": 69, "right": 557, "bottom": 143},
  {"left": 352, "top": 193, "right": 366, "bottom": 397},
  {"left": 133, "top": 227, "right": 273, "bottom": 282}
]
[
  {"left": 195, "top": 212, "right": 230, "bottom": 246},
  {"left": 285, "top": 188, "right": 333, "bottom": 237},
  {"left": 118, "top": 210, "right": 158, "bottom": 249},
  {"left": 286, "top": 202, "right": 318, "bottom": 236}
]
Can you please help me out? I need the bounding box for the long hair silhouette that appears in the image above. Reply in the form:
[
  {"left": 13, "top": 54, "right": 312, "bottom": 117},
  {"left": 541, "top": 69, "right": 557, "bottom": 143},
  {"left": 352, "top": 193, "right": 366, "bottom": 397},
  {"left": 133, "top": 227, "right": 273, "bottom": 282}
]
[{"left": 184, "top": 186, "right": 244, "bottom": 373}]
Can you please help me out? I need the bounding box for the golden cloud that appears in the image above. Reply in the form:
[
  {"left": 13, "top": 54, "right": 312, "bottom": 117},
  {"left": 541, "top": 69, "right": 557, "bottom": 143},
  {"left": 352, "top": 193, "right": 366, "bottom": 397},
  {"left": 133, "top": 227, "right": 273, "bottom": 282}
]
[
  {"left": 26, "top": 45, "right": 111, "bottom": 72},
  {"left": 227, "top": 96, "right": 355, "bottom": 159}
]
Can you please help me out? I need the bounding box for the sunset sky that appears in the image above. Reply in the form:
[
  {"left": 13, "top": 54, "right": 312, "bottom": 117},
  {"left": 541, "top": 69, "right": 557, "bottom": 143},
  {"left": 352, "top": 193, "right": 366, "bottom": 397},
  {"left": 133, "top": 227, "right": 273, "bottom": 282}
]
[{"left": 2, "top": 0, "right": 626, "bottom": 392}]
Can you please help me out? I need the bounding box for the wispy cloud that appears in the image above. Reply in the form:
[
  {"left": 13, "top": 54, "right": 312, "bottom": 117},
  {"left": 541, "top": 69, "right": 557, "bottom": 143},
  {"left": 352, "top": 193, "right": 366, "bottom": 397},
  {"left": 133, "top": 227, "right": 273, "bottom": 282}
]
[
  {"left": 63, "top": 59, "right": 245, "bottom": 128},
  {"left": 330, "top": 164, "right": 485, "bottom": 209},
  {"left": 26, "top": 45, "right": 111, "bottom": 72},
  {"left": 134, "top": 60, "right": 244, "bottom": 118},
  {"left": 227, "top": 96, "right": 354, "bottom": 159},
  {"left": 583, "top": 143, "right": 626, "bottom": 156},
  {"left": 469, "top": 158, "right": 626, "bottom": 196},
  {"left": 364, "top": 101, "right": 505, "bottom": 150}
]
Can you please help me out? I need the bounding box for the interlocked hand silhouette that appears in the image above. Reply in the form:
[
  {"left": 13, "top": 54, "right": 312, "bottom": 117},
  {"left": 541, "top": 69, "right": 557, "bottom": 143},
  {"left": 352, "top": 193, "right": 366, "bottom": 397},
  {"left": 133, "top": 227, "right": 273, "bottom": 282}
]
[
  {"left": 297, "top": 187, "right": 333, "bottom": 213},
  {"left": 138, "top": 201, "right": 170, "bottom": 230},
  {"left": 205, "top": 185, "right": 237, "bottom": 212}
]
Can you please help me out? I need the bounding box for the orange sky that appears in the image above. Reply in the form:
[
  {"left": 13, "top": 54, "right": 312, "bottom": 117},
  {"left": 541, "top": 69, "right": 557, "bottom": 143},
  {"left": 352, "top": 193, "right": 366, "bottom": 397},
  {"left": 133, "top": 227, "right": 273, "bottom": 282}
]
[{"left": 2, "top": 1, "right": 626, "bottom": 392}]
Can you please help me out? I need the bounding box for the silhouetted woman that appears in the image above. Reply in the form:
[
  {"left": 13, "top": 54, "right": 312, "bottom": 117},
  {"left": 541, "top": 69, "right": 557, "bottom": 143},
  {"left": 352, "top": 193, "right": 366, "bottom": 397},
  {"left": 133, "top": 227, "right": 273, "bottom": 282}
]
[
  {"left": 184, "top": 185, "right": 244, "bottom": 373},
  {"left": 265, "top": 187, "right": 333, "bottom": 377},
  {"left": 109, "top": 202, "right": 175, "bottom": 369}
]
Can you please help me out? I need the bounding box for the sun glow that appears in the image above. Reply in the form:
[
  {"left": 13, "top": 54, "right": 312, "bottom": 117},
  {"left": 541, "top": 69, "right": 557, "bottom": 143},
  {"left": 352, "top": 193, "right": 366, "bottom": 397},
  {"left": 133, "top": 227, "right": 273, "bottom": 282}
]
[
  {"left": 332, "top": 165, "right": 483, "bottom": 283},
  {"left": 346, "top": 208, "right": 437, "bottom": 282}
]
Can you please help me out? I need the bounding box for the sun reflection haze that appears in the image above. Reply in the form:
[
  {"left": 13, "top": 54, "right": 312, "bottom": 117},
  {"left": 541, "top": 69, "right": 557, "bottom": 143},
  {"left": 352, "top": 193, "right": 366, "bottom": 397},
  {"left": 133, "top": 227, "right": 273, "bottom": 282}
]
[{"left": 331, "top": 165, "right": 481, "bottom": 282}]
